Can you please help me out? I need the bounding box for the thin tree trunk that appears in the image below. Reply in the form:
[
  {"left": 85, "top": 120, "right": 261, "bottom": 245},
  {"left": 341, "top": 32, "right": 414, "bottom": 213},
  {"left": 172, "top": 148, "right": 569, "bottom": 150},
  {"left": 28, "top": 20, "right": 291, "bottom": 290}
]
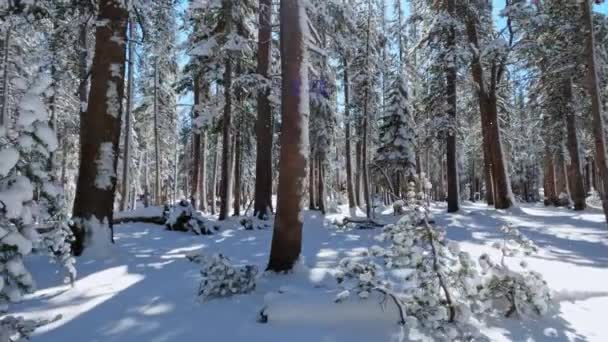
[
  {"left": 267, "top": 0, "right": 309, "bottom": 272},
  {"left": 219, "top": 57, "right": 233, "bottom": 220},
  {"left": 254, "top": 0, "right": 274, "bottom": 219},
  {"left": 200, "top": 129, "right": 207, "bottom": 211},
  {"left": 343, "top": 58, "right": 356, "bottom": 208},
  {"left": 71, "top": 0, "right": 128, "bottom": 256},
  {"left": 361, "top": 0, "right": 372, "bottom": 218},
  {"left": 446, "top": 0, "right": 459, "bottom": 213},
  {"left": 582, "top": 0, "right": 608, "bottom": 222},
  {"left": 211, "top": 133, "right": 219, "bottom": 215},
  {"left": 153, "top": 60, "right": 161, "bottom": 205},
  {"left": 120, "top": 17, "right": 135, "bottom": 211},
  {"left": 309, "top": 149, "right": 316, "bottom": 210},
  {"left": 143, "top": 150, "right": 150, "bottom": 207},
  {"left": 554, "top": 149, "right": 570, "bottom": 206},
  {"left": 191, "top": 72, "right": 202, "bottom": 208},
  {"left": 355, "top": 139, "right": 362, "bottom": 207},
  {"left": 233, "top": 128, "right": 242, "bottom": 216}
]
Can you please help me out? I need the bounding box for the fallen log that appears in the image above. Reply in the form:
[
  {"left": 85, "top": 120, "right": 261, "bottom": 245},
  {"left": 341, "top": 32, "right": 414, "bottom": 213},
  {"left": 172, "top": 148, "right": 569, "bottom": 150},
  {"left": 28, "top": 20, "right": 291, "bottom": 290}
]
[
  {"left": 113, "top": 216, "right": 166, "bottom": 226},
  {"left": 340, "top": 217, "right": 386, "bottom": 228}
]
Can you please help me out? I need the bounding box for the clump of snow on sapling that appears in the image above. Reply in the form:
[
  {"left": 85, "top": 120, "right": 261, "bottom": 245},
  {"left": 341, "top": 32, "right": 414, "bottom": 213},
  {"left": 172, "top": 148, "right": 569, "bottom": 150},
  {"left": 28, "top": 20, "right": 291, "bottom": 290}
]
[
  {"left": 478, "top": 224, "right": 551, "bottom": 318},
  {"left": 188, "top": 253, "right": 258, "bottom": 301}
]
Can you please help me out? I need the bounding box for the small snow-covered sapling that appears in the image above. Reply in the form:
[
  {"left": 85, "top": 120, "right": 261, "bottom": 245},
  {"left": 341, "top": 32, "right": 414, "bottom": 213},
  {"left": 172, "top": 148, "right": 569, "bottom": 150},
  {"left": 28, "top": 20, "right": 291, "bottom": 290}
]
[
  {"left": 478, "top": 224, "right": 551, "bottom": 318},
  {"left": 188, "top": 253, "right": 258, "bottom": 301}
]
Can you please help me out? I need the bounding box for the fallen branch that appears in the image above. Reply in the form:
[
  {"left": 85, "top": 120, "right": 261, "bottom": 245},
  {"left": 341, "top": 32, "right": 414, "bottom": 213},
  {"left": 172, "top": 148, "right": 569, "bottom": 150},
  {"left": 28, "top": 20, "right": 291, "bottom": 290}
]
[{"left": 373, "top": 287, "right": 407, "bottom": 325}]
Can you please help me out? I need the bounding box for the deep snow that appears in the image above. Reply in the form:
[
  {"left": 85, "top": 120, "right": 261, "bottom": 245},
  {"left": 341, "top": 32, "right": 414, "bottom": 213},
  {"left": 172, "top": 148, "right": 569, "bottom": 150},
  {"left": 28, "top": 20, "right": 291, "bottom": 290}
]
[{"left": 7, "top": 202, "right": 608, "bottom": 342}]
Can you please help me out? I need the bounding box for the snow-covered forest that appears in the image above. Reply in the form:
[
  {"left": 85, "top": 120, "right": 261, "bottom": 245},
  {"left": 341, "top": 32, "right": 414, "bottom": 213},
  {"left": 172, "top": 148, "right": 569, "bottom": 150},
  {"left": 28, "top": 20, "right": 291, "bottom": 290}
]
[{"left": 1, "top": 0, "right": 608, "bottom": 341}]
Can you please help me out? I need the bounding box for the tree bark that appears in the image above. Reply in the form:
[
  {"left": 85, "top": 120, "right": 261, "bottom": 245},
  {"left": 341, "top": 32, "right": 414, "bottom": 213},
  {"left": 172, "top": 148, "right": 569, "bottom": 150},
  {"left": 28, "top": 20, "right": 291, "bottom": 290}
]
[
  {"left": 562, "top": 79, "right": 586, "bottom": 210},
  {"left": 153, "top": 60, "right": 161, "bottom": 205},
  {"left": 581, "top": 0, "right": 608, "bottom": 222},
  {"left": 233, "top": 127, "right": 242, "bottom": 216},
  {"left": 355, "top": 138, "right": 362, "bottom": 207},
  {"left": 465, "top": 17, "right": 513, "bottom": 209},
  {"left": 446, "top": 0, "right": 459, "bottom": 213},
  {"left": 554, "top": 149, "right": 570, "bottom": 206},
  {"left": 211, "top": 132, "right": 219, "bottom": 215},
  {"left": 343, "top": 58, "right": 356, "bottom": 209},
  {"left": 267, "top": 0, "right": 309, "bottom": 272},
  {"left": 219, "top": 51, "right": 233, "bottom": 219},
  {"left": 309, "top": 149, "right": 316, "bottom": 210},
  {"left": 361, "top": 0, "right": 373, "bottom": 218},
  {"left": 254, "top": 0, "right": 274, "bottom": 219},
  {"left": 71, "top": 0, "right": 128, "bottom": 256},
  {"left": 191, "top": 72, "right": 202, "bottom": 208},
  {"left": 317, "top": 154, "right": 326, "bottom": 214},
  {"left": 200, "top": 129, "right": 207, "bottom": 211},
  {"left": 120, "top": 17, "right": 135, "bottom": 211}
]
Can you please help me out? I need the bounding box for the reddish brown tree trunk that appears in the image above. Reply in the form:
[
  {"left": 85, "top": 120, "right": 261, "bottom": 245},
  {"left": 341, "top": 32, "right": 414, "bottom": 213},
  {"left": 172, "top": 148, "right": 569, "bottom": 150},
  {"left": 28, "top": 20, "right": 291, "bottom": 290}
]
[
  {"left": 466, "top": 17, "right": 513, "bottom": 209},
  {"left": 582, "top": 0, "right": 608, "bottom": 223},
  {"left": 267, "top": 0, "right": 309, "bottom": 272},
  {"left": 562, "top": 79, "right": 586, "bottom": 210},
  {"left": 554, "top": 149, "right": 570, "bottom": 206},
  {"left": 254, "top": 0, "right": 274, "bottom": 219},
  {"left": 71, "top": 0, "right": 128, "bottom": 256}
]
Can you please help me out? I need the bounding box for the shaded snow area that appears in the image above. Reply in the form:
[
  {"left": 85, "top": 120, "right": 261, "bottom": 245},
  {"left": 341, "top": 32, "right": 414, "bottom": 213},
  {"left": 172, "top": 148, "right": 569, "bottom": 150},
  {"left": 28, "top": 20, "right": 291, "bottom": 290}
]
[{"left": 8, "top": 203, "right": 608, "bottom": 342}]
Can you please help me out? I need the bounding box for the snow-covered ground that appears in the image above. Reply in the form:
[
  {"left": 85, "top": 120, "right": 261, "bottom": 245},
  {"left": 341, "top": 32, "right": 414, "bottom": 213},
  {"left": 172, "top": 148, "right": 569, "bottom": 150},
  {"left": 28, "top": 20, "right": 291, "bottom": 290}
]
[{"left": 8, "top": 202, "right": 608, "bottom": 342}]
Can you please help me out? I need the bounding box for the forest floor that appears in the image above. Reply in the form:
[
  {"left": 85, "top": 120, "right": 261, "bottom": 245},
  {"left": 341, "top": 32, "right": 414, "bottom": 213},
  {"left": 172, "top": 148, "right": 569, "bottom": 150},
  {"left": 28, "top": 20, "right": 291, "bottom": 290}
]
[{"left": 9, "top": 202, "right": 608, "bottom": 342}]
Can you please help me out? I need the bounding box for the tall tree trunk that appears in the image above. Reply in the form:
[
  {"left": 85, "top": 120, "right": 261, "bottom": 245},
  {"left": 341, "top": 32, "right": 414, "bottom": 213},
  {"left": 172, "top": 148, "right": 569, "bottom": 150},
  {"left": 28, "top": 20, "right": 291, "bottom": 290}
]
[
  {"left": 466, "top": 17, "right": 513, "bottom": 209},
  {"left": 191, "top": 72, "right": 202, "bottom": 208},
  {"left": 582, "top": 0, "right": 608, "bottom": 222},
  {"left": 219, "top": 57, "right": 233, "bottom": 220},
  {"left": 446, "top": 0, "right": 459, "bottom": 213},
  {"left": 254, "top": 0, "right": 274, "bottom": 219},
  {"left": 562, "top": 79, "right": 586, "bottom": 210},
  {"left": 153, "top": 60, "right": 161, "bottom": 205},
  {"left": 120, "top": 17, "right": 135, "bottom": 211},
  {"left": 343, "top": 58, "right": 356, "bottom": 208},
  {"left": 143, "top": 150, "right": 150, "bottom": 207},
  {"left": 355, "top": 139, "right": 362, "bottom": 207},
  {"left": 233, "top": 128, "right": 242, "bottom": 216},
  {"left": 267, "top": 0, "right": 309, "bottom": 272},
  {"left": 211, "top": 133, "right": 219, "bottom": 215},
  {"left": 361, "top": 0, "right": 372, "bottom": 218},
  {"left": 71, "top": 0, "right": 128, "bottom": 256},
  {"left": 200, "top": 130, "right": 207, "bottom": 211}
]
